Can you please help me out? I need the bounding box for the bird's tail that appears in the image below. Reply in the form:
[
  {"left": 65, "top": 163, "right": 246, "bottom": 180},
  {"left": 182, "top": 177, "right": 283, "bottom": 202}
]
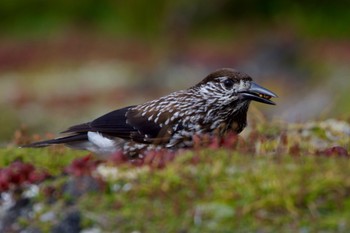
[{"left": 22, "top": 134, "right": 88, "bottom": 148}]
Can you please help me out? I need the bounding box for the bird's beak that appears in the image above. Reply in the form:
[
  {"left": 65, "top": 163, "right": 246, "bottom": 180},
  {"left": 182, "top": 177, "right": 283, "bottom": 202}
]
[{"left": 239, "top": 82, "right": 277, "bottom": 105}]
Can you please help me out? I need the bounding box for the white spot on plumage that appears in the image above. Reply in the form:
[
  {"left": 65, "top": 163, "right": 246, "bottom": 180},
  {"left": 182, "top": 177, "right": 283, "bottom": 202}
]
[
  {"left": 154, "top": 116, "right": 159, "bottom": 123},
  {"left": 173, "top": 112, "right": 179, "bottom": 118}
]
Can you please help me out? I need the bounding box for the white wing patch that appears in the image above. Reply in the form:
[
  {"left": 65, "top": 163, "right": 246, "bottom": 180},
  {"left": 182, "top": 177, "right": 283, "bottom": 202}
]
[{"left": 87, "top": 131, "right": 118, "bottom": 155}]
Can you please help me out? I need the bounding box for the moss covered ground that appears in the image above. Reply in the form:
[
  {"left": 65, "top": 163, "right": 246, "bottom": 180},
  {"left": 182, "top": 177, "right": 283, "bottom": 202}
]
[{"left": 1, "top": 120, "right": 350, "bottom": 232}]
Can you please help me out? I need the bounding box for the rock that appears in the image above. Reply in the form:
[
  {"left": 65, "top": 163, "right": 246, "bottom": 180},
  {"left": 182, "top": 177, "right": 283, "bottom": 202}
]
[
  {"left": 52, "top": 210, "right": 81, "bottom": 233},
  {"left": 0, "top": 197, "right": 31, "bottom": 232}
]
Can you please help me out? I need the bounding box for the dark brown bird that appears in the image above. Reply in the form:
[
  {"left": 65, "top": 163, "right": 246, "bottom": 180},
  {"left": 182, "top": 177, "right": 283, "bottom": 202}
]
[{"left": 24, "top": 68, "right": 277, "bottom": 158}]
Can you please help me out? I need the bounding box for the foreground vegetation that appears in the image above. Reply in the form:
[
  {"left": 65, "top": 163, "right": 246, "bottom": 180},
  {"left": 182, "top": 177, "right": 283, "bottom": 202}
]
[{"left": 1, "top": 120, "right": 350, "bottom": 232}]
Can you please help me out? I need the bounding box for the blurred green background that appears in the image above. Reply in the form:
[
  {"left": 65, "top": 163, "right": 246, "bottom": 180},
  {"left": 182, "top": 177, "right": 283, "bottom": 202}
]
[{"left": 1, "top": 0, "right": 350, "bottom": 143}]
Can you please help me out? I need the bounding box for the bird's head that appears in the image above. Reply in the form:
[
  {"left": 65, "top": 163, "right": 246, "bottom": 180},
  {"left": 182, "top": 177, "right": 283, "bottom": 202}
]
[{"left": 194, "top": 68, "right": 277, "bottom": 107}]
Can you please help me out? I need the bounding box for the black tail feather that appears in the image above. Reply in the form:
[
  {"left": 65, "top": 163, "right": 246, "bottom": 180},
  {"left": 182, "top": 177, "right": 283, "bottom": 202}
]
[{"left": 22, "top": 133, "right": 88, "bottom": 148}]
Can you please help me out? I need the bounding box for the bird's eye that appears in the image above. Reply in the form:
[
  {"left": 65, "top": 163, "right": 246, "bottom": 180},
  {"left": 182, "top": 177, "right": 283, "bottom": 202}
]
[{"left": 223, "top": 79, "right": 234, "bottom": 89}]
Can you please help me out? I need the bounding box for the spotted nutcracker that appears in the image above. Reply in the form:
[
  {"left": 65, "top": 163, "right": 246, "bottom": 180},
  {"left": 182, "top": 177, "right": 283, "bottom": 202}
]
[{"left": 24, "top": 68, "right": 277, "bottom": 157}]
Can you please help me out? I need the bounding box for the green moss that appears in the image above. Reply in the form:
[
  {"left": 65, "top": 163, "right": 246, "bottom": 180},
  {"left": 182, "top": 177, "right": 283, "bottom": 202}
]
[
  {"left": 0, "top": 147, "right": 85, "bottom": 175},
  {"left": 73, "top": 152, "right": 350, "bottom": 232},
  {"left": 2, "top": 120, "right": 350, "bottom": 232}
]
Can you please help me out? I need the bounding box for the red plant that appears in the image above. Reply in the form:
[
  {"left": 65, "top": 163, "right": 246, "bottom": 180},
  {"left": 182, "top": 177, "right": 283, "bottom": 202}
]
[
  {"left": 65, "top": 154, "right": 102, "bottom": 177},
  {"left": 143, "top": 150, "right": 176, "bottom": 169},
  {"left": 193, "top": 132, "right": 239, "bottom": 150},
  {"left": 109, "top": 151, "right": 129, "bottom": 165},
  {"left": 109, "top": 149, "right": 177, "bottom": 169},
  {"left": 316, "top": 146, "right": 349, "bottom": 157},
  {"left": 0, "top": 160, "right": 49, "bottom": 192}
]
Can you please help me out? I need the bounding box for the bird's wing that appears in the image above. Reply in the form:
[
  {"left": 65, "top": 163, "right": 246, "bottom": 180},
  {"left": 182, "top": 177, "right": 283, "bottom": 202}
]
[{"left": 62, "top": 105, "right": 175, "bottom": 144}]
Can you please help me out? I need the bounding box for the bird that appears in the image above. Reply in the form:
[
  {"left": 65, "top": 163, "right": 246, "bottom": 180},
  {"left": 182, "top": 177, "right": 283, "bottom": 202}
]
[{"left": 24, "top": 68, "right": 277, "bottom": 158}]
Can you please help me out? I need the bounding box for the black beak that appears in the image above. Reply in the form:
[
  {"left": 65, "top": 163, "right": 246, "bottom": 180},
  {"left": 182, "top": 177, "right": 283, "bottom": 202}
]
[{"left": 239, "top": 82, "right": 277, "bottom": 105}]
